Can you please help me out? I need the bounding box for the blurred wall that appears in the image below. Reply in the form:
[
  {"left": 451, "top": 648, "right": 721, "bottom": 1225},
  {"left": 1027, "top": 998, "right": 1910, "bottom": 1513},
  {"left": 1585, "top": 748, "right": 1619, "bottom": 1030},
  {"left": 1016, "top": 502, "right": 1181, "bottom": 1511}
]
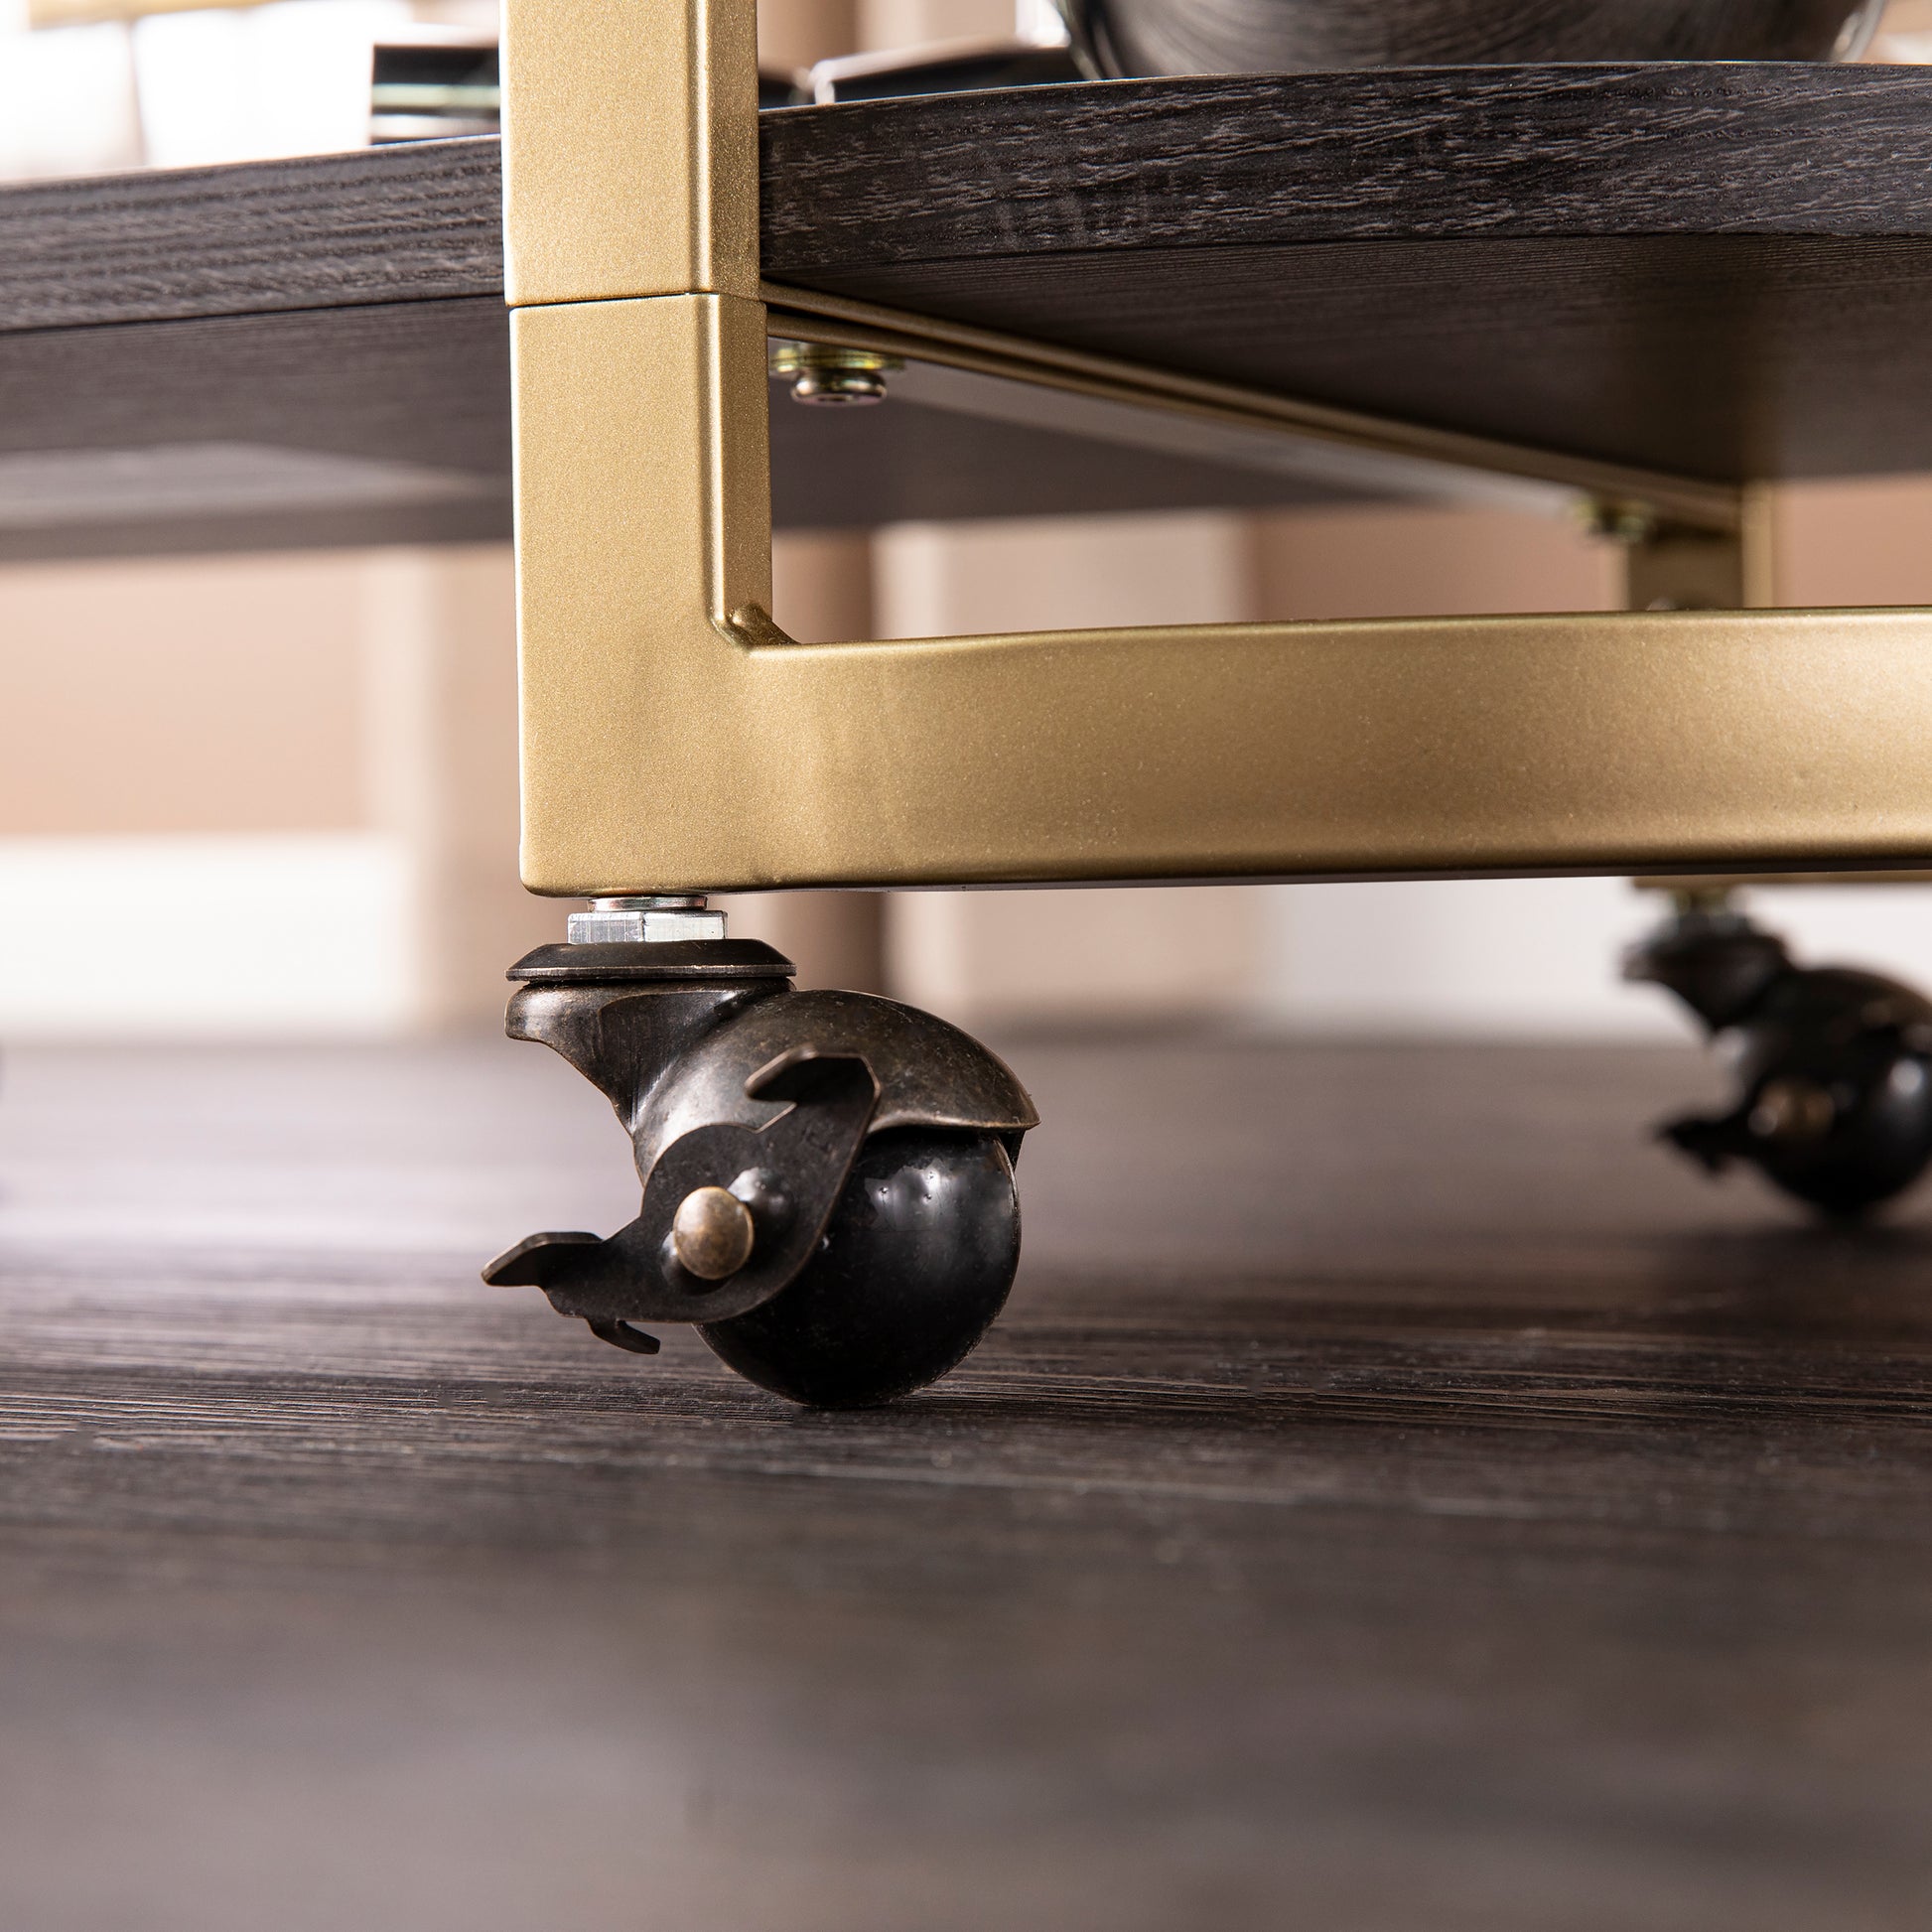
[
  {"left": 7, "top": 0, "right": 1932, "bottom": 1037},
  {"left": 0, "top": 546, "right": 558, "bottom": 1035},
  {"left": 0, "top": 530, "right": 902, "bottom": 1035},
  {"left": 879, "top": 482, "right": 1932, "bottom": 1040},
  {"left": 878, "top": 499, "right": 1629, "bottom": 1032}
]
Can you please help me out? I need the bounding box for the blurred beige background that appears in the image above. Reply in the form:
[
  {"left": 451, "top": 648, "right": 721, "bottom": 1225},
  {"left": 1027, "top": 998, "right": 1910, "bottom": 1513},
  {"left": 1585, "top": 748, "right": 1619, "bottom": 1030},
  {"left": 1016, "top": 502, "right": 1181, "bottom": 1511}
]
[{"left": 5, "top": 0, "right": 1932, "bottom": 1037}]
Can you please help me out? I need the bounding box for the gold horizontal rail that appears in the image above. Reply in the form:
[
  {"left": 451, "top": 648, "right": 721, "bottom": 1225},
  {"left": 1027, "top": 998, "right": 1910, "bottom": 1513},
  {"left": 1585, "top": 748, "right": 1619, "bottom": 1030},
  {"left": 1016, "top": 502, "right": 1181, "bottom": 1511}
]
[{"left": 511, "top": 294, "right": 1932, "bottom": 897}]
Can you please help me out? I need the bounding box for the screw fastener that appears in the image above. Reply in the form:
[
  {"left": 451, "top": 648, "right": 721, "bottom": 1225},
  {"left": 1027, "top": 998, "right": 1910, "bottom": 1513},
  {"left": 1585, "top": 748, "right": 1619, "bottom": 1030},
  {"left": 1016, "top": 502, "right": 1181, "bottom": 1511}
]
[
  {"left": 671, "top": 1185, "right": 758, "bottom": 1280},
  {"left": 568, "top": 896, "right": 726, "bottom": 944},
  {"left": 1581, "top": 498, "right": 1660, "bottom": 547},
  {"left": 769, "top": 340, "right": 902, "bottom": 405}
]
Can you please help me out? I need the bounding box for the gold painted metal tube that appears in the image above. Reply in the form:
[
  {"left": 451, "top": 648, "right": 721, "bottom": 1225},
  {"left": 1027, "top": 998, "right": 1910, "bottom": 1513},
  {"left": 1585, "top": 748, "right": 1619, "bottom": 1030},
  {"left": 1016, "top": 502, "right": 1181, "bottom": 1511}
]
[
  {"left": 500, "top": 0, "right": 759, "bottom": 306},
  {"left": 504, "top": 0, "right": 1932, "bottom": 898},
  {"left": 512, "top": 296, "right": 1932, "bottom": 895}
]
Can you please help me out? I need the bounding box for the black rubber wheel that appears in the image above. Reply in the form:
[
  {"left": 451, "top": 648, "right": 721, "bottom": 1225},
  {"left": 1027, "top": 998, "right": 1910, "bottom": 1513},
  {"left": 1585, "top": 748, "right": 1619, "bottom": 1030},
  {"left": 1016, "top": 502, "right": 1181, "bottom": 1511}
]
[
  {"left": 1729, "top": 968, "right": 1932, "bottom": 1216},
  {"left": 699, "top": 1128, "right": 1020, "bottom": 1408},
  {"left": 1749, "top": 1052, "right": 1932, "bottom": 1216}
]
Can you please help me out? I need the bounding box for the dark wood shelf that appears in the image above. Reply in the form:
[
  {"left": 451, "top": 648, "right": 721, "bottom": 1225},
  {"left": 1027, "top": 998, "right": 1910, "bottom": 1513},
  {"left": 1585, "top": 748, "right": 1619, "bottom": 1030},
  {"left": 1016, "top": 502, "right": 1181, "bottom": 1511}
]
[
  {"left": 7, "top": 63, "right": 1932, "bottom": 556},
  {"left": 769, "top": 64, "right": 1932, "bottom": 486}
]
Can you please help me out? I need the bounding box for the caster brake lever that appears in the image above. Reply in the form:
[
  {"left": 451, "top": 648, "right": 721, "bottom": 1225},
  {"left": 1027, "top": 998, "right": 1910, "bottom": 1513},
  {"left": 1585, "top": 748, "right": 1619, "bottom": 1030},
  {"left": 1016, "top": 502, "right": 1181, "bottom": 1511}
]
[{"left": 484, "top": 1048, "right": 881, "bottom": 1347}]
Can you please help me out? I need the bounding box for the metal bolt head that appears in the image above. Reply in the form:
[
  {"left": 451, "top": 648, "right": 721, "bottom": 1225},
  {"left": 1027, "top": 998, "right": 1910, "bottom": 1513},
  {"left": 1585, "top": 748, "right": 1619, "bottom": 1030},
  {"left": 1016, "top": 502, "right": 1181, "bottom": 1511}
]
[
  {"left": 792, "top": 364, "right": 890, "bottom": 405},
  {"left": 671, "top": 1185, "right": 757, "bottom": 1280},
  {"left": 1579, "top": 498, "right": 1660, "bottom": 547},
  {"left": 768, "top": 340, "right": 901, "bottom": 406}
]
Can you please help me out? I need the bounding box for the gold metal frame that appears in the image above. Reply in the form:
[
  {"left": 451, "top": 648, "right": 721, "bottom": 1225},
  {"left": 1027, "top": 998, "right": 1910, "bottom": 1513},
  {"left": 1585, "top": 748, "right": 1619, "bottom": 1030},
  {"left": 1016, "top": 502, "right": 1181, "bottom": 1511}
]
[{"left": 504, "top": 0, "right": 1932, "bottom": 897}]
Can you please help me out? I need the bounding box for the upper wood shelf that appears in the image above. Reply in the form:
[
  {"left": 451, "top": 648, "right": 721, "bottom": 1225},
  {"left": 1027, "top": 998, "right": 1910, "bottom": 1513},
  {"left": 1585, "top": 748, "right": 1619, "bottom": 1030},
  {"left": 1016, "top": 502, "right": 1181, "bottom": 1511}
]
[
  {"left": 5, "top": 64, "right": 1932, "bottom": 556},
  {"left": 768, "top": 64, "right": 1932, "bottom": 484}
]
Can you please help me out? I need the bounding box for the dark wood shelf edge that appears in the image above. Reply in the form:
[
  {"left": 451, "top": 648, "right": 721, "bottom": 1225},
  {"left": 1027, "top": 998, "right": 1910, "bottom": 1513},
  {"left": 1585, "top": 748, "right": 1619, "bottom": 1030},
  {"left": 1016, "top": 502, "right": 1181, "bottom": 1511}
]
[{"left": 12, "top": 66, "right": 1932, "bottom": 337}]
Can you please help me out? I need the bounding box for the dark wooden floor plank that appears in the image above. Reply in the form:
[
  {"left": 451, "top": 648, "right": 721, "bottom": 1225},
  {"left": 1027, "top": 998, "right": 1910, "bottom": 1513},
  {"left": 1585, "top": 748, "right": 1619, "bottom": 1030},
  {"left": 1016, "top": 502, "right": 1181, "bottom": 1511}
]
[{"left": 4, "top": 1035, "right": 1932, "bottom": 1927}]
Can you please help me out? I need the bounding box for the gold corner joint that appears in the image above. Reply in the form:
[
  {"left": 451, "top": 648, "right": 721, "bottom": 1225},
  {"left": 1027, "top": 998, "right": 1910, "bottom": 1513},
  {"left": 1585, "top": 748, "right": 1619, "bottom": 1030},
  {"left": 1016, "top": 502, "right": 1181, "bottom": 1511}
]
[{"left": 501, "top": 0, "right": 759, "bottom": 307}]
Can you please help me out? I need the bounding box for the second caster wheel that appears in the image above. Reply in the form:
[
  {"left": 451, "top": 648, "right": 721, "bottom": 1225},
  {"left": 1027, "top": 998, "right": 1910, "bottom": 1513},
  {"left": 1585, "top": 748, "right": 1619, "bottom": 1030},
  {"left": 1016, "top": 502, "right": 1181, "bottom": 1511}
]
[
  {"left": 1626, "top": 897, "right": 1932, "bottom": 1216},
  {"left": 483, "top": 919, "right": 1035, "bottom": 1406}
]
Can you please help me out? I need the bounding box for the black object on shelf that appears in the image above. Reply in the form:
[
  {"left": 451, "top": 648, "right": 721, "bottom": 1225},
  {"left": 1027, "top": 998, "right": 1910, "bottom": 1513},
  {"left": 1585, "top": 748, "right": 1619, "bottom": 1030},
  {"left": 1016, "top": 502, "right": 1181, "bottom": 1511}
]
[
  {"left": 801, "top": 39, "right": 1086, "bottom": 104},
  {"left": 370, "top": 41, "right": 499, "bottom": 143},
  {"left": 1059, "top": 0, "right": 1886, "bottom": 78},
  {"left": 370, "top": 41, "right": 808, "bottom": 128}
]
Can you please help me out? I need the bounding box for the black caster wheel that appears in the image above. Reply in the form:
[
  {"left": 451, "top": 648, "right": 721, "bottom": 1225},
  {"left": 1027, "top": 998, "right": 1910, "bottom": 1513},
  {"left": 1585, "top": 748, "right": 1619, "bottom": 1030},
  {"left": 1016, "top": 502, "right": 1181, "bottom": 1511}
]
[
  {"left": 483, "top": 924, "right": 1034, "bottom": 1406},
  {"left": 1625, "top": 901, "right": 1932, "bottom": 1216},
  {"left": 700, "top": 1127, "right": 1020, "bottom": 1407}
]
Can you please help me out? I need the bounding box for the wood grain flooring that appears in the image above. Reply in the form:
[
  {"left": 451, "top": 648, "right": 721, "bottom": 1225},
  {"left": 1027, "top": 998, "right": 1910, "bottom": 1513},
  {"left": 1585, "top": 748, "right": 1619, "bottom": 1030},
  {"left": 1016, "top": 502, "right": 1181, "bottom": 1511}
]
[{"left": 4, "top": 1033, "right": 1932, "bottom": 1929}]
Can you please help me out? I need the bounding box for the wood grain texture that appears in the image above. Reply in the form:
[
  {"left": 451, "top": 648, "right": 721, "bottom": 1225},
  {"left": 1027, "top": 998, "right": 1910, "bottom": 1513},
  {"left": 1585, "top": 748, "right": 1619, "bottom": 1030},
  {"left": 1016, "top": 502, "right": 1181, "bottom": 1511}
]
[
  {"left": 0, "top": 138, "right": 502, "bottom": 332},
  {"left": 819, "top": 232, "right": 1932, "bottom": 483},
  {"left": 9, "top": 63, "right": 1932, "bottom": 555},
  {"left": 11, "top": 67, "right": 1931, "bottom": 333},
  {"left": 758, "top": 67, "right": 1932, "bottom": 482},
  {"left": 0, "top": 298, "right": 511, "bottom": 468},
  {"left": 759, "top": 65, "right": 1932, "bottom": 264},
  {"left": 4, "top": 1035, "right": 1932, "bottom": 1928},
  {"left": 0, "top": 299, "right": 515, "bottom": 559}
]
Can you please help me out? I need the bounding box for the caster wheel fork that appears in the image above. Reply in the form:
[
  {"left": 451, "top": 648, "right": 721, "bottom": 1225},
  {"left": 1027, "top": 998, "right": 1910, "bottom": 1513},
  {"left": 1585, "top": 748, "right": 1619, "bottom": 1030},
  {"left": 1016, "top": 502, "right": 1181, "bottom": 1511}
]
[{"left": 483, "top": 899, "right": 1035, "bottom": 1406}]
